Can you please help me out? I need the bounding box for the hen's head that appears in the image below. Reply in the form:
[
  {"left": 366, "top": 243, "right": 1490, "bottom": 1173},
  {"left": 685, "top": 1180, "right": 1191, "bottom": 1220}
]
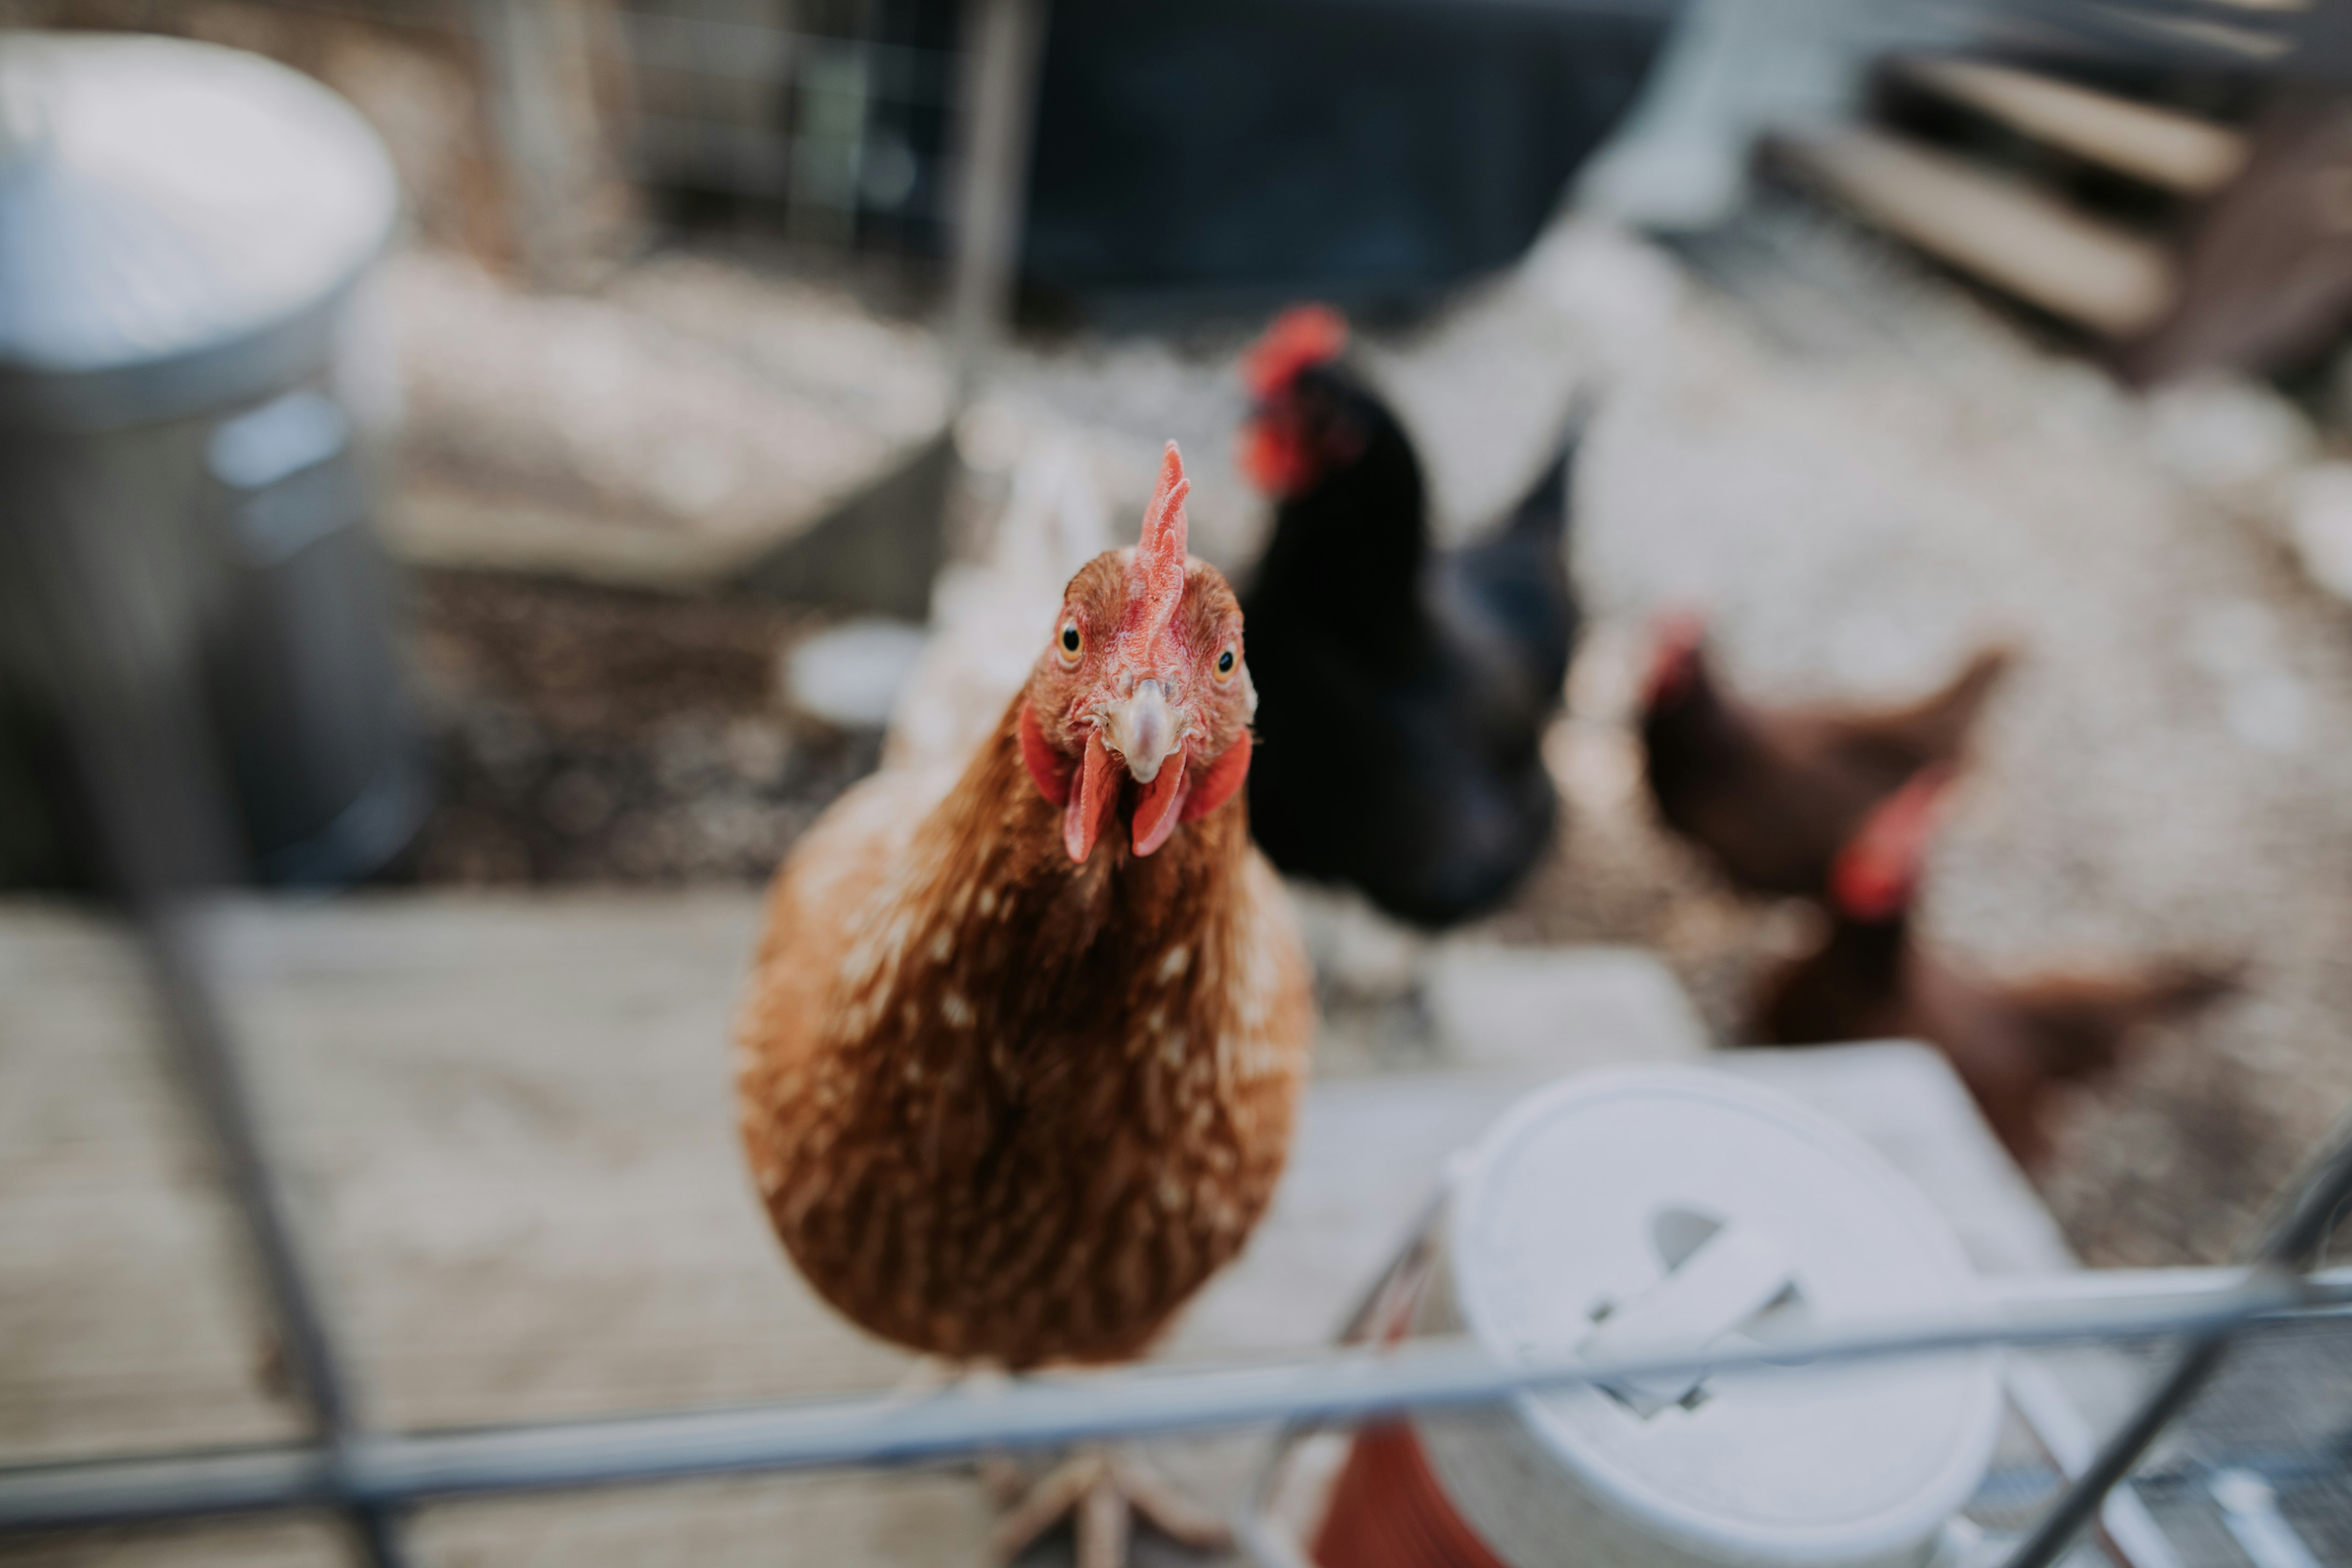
[
  {"left": 1237, "top": 305, "right": 1358, "bottom": 499},
  {"left": 1830, "top": 765, "right": 1953, "bottom": 922},
  {"left": 1639, "top": 609, "right": 1712, "bottom": 712},
  {"left": 1021, "top": 443, "right": 1258, "bottom": 863}
]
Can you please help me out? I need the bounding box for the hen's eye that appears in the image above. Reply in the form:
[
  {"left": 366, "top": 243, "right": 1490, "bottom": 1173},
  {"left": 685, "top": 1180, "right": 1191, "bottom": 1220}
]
[
  {"left": 1214, "top": 647, "right": 1237, "bottom": 681},
  {"left": 1058, "top": 622, "right": 1083, "bottom": 664}
]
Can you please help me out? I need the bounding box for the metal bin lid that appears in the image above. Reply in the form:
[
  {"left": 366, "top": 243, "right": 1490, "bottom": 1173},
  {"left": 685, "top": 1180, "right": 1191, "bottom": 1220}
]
[{"left": 0, "top": 32, "right": 398, "bottom": 431}]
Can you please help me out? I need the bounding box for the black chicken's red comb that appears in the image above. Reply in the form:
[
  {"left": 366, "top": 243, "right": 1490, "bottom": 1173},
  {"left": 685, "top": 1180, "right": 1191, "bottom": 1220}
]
[{"left": 1243, "top": 305, "right": 1349, "bottom": 400}]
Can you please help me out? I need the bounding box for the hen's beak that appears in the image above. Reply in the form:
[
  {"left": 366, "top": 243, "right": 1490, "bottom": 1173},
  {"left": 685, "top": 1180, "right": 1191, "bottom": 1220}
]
[
  {"left": 1106, "top": 680, "right": 1178, "bottom": 784},
  {"left": 1063, "top": 680, "right": 1193, "bottom": 863}
]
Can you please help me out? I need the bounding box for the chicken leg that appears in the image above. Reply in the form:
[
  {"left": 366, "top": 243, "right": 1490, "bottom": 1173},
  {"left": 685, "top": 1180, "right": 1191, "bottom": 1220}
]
[
  {"left": 991, "top": 1449, "right": 1232, "bottom": 1568},
  {"left": 892, "top": 1361, "right": 1231, "bottom": 1568}
]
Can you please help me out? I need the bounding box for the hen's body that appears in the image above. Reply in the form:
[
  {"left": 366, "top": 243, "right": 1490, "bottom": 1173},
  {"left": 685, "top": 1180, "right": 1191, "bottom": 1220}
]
[
  {"left": 1756, "top": 903, "right": 2231, "bottom": 1165},
  {"left": 1751, "top": 774, "right": 2231, "bottom": 1164},
  {"left": 1241, "top": 341, "right": 1579, "bottom": 928},
  {"left": 738, "top": 449, "right": 1313, "bottom": 1372},
  {"left": 1641, "top": 633, "right": 2008, "bottom": 899}
]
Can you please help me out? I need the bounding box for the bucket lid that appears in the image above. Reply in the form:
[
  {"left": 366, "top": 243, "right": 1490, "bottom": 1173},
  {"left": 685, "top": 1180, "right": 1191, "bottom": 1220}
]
[
  {"left": 1443, "top": 1067, "right": 2002, "bottom": 1566},
  {"left": 0, "top": 32, "right": 398, "bottom": 430}
]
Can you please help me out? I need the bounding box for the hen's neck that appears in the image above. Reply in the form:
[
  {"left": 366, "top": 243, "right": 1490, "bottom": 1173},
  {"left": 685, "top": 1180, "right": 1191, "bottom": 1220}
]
[
  {"left": 1247, "top": 428, "right": 1430, "bottom": 658},
  {"left": 901, "top": 696, "right": 1255, "bottom": 1024},
  {"left": 1817, "top": 906, "right": 1911, "bottom": 993},
  {"left": 1640, "top": 680, "right": 1746, "bottom": 777}
]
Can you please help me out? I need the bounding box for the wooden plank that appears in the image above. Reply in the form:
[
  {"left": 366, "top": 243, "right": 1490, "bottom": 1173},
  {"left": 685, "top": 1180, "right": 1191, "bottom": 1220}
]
[
  {"left": 1773, "top": 127, "right": 2177, "bottom": 336},
  {"left": 0, "top": 905, "right": 302, "bottom": 1470},
  {"left": 207, "top": 893, "right": 860, "bottom": 1430},
  {"left": 1895, "top": 57, "right": 2249, "bottom": 196},
  {"left": 410, "top": 1472, "right": 993, "bottom": 1568},
  {"left": 1422, "top": 943, "right": 1709, "bottom": 1077},
  {"left": 0, "top": 1516, "right": 349, "bottom": 1568}
]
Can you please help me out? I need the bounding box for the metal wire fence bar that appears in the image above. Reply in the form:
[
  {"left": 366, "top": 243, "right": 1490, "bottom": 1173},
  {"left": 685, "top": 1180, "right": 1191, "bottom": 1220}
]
[
  {"left": 119, "top": 907, "right": 413, "bottom": 1568},
  {"left": 4, "top": 1264, "right": 2347, "bottom": 1537},
  {"left": 28, "top": 513, "right": 413, "bottom": 1564}
]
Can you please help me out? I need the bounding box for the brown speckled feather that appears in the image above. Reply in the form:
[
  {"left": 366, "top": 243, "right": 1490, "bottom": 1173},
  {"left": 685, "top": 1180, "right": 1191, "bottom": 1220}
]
[{"left": 736, "top": 681, "right": 1314, "bottom": 1369}]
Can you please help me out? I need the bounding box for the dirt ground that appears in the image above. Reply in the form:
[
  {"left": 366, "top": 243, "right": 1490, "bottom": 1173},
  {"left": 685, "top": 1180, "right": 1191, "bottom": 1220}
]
[
  {"left": 392, "top": 197, "right": 2352, "bottom": 1273},
  {"left": 399, "top": 571, "right": 879, "bottom": 886}
]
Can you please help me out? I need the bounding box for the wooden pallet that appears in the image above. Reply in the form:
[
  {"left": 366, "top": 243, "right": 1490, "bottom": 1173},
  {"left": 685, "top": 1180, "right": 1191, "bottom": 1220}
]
[
  {"left": 1771, "top": 40, "right": 2352, "bottom": 380},
  {"left": 1771, "top": 125, "right": 2177, "bottom": 337},
  {"left": 1892, "top": 56, "right": 2249, "bottom": 196}
]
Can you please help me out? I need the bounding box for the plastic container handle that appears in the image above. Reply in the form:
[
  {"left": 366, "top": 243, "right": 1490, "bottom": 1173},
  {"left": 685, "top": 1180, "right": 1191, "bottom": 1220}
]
[{"left": 1578, "top": 1222, "right": 1795, "bottom": 1415}]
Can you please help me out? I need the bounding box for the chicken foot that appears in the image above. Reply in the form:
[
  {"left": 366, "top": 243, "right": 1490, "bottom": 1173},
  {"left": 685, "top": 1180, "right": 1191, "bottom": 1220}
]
[
  {"left": 886, "top": 1362, "right": 1226, "bottom": 1565},
  {"left": 886, "top": 1360, "right": 1032, "bottom": 1509},
  {"left": 990, "top": 1449, "right": 1232, "bottom": 1568}
]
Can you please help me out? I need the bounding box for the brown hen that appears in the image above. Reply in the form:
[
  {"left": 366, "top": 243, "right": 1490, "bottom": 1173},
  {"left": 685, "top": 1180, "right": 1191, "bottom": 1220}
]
[
  {"left": 1752, "top": 770, "right": 2235, "bottom": 1166},
  {"left": 1640, "top": 614, "right": 2010, "bottom": 898},
  {"left": 736, "top": 444, "right": 1315, "bottom": 1560}
]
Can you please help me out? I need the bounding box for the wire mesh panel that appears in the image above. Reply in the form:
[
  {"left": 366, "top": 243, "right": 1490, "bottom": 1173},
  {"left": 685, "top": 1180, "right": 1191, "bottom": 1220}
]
[
  {"left": 1966, "top": 1403, "right": 2082, "bottom": 1544},
  {"left": 2124, "top": 1319, "right": 2352, "bottom": 1568},
  {"left": 613, "top": 0, "right": 962, "bottom": 259},
  {"left": 0, "top": 0, "right": 970, "bottom": 284}
]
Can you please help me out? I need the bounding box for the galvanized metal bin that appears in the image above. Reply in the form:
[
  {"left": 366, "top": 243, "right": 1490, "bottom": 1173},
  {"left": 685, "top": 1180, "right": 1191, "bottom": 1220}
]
[{"left": 0, "top": 31, "right": 425, "bottom": 885}]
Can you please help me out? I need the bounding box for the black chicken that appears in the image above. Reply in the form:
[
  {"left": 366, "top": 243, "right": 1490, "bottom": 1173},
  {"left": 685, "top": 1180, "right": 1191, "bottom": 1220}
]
[{"left": 1237, "top": 306, "right": 1581, "bottom": 927}]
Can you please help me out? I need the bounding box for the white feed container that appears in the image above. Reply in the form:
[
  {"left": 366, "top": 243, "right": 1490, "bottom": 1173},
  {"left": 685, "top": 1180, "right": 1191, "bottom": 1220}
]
[{"left": 1409, "top": 1067, "right": 2003, "bottom": 1568}]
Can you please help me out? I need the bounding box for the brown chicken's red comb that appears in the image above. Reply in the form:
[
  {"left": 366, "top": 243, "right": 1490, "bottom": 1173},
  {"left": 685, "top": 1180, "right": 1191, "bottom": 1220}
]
[
  {"left": 1831, "top": 765, "right": 1953, "bottom": 921},
  {"left": 1640, "top": 609, "right": 1709, "bottom": 707},
  {"left": 1243, "top": 305, "right": 1349, "bottom": 400},
  {"left": 1121, "top": 442, "right": 1191, "bottom": 647}
]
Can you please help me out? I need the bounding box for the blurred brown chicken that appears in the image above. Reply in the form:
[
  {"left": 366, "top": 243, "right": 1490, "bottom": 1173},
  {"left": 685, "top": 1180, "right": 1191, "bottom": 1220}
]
[
  {"left": 736, "top": 444, "right": 1314, "bottom": 1566},
  {"left": 1752, "top": 770, "right": 2235, "bottom": 1165},
  {"left": 1639, "top": 612, "right": 2010, "bottom": 898}
]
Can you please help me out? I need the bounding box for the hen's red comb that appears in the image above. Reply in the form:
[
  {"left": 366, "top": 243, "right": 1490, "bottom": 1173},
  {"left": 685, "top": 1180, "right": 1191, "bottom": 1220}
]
[
  {"left": 1122, "top": 443, "right": 1190, "bottom": 646},
  {"left": 1831, "top": 765, "right": 1953, "bottom": 921},
  {"left": 1640, "top": 609, "right": 1709, "bottom": 707},
  {"left": 1244, "top": 305, "right": 1349, "bottom": 400}
]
